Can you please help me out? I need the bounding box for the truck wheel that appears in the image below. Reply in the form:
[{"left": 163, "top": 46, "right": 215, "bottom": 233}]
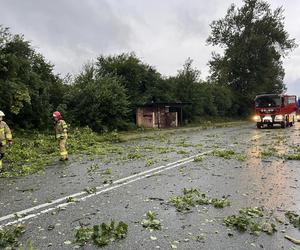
[
  {"left": 281, "top": 121, "right": 286, "bottom": 128},
  {"left": 256, "top": 123, "right": 262, "bottom": 129}
]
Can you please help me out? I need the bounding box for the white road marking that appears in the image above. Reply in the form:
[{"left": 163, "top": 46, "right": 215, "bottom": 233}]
[
  {"left": 0, "top": 150, "right": 213, "bottom": 227},
  {"left": 0, "top": 132, "right": 264, "bottom": 228}
]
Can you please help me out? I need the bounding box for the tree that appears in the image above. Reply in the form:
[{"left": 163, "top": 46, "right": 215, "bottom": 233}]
[
  {"left": 95, "top": 53, "right": 163, "bottom": 121},
  {"left": 170, "top": 58, "right": 211, "bottom": 121},
  {"left": 66, "top": 64, "right": 130, "bottom": 131},
  {"left": 0, "top": 26, "right": 31, "bottom": 118},
  {"left": 207, "top": 0, "right": 297, "bottom": 115},
  {"left": 0, "top": 26, "right": 65, "bottom": 129}
]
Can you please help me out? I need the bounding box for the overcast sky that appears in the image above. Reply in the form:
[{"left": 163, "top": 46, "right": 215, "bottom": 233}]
[{"left": 1, "top": 0, "right": 299, "bottom": 96}]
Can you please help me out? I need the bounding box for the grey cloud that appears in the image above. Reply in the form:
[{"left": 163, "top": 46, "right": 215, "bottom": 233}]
[
  {"left": 0, "top": 0, "right": 136, "bottom": 75},
  {"left": 3, "top": 0, "right": 133, "bottom": 49},
  {"left": 0, "top": 0, "right": 299, "bottom": 96},
  {"left": 286, "top": 78, "right": 300, "bottom": 96}
]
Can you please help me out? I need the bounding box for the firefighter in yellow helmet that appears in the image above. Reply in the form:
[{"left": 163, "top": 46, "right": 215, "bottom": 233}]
[
  {"left": 0, "top": 111, "right": 12, "bottom": 171},
  {"left": 53, "top": 111, "right": 68, "bottom": 161}
]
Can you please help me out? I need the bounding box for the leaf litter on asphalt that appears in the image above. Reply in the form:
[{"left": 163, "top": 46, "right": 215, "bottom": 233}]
[
  {"left": 224, "top": 207, "right": 277, "bottom": 236},
  {"left": 141, "top": 211, "right": 162, "bottom": 230},
  {"left": 74, "top": 221, "right": 128, "bottom": 247},
  {"left": 0, "top": 224, "right": 25, "bottom": 249},
  {"left": 170, "top": 188, "right": 230, "bottom": 212}
]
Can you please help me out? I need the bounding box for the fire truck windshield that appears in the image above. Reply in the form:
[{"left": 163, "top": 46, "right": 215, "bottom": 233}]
[{"left": 255, "top": 96, "right": 281, "bottom": 108}]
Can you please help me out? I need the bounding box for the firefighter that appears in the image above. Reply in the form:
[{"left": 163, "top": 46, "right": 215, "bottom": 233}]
[
  {"left": 0, "top": 111, "right": 12, "bottom": 171},
  {"left": 53, "top": 111, "right": 68, "bottom": 161}
]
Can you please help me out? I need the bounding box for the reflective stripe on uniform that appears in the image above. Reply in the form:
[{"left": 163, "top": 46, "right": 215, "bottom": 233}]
[
  {"left": 1, "top": 140, "right": 6, "bottom": 145},
  {"left": 63, "top": 124, "right": 68, "bottom": 133},
  {"left": 56, "top": 133, "right": 63, "bottom": 139},
  {"left": 0, "top": 160, "right": 2, "bottom": 169},
  {"left": 60, "top": 151, "right": 68, "bottom": 156},
  {"left": 0, "top": 128, "right": 4, "bottom": 132},
  {"left": 57, "top": 134, "right": 67, "bottom": 139},
  {"left": 6, "top": 133, "right": 12, "bottom": 140}
]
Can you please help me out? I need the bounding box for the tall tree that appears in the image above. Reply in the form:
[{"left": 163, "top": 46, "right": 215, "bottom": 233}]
[
  {"left": 0, "top": 26, "right": 31, "bottom": 118},
  {"left": 0, "top": 26, "right": 65, "bottom": 128},
  {"left": 207, "top": 0, "right": 297, "bottom": 115},
  {"left": 66, "top": 64, "right": 130, "bottom": 131},
  {"left": 173, "top": 58, "right": 202, "bottom": 120},
  {"left": 95, "top": 53, "right": 163, "bottom": 120}
]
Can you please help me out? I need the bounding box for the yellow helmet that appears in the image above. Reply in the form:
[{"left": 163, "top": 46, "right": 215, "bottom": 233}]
[{"left": 0, "top": 111, "right": 4, "bottom": 117}]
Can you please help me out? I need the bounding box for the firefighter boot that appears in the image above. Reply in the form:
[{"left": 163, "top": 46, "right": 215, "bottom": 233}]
[{"left": 0, "top": 153, "right": 4, "bottom": 172}]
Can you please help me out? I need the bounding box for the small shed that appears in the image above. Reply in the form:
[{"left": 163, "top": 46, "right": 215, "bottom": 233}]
[{"left": 136, "top": 102, "right": 187, "bottom": 128}]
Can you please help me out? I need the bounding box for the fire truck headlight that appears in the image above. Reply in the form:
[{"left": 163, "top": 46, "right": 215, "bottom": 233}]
[
  {"left": 297, "top": 115, "right": 300, "bottom": 120},
  {"left": 275, "top": 115, "right": 283, "bottom": 121},
  {"left": 253, "top": 115, "right": 261, "bottom": 122}
]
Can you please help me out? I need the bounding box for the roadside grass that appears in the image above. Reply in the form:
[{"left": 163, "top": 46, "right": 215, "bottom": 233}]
[
  {"left": 1, "top": 120, "right": 246, "bottom": 178},
  {"left": 186, "top": 118, "right": 246, "bottom": 129},
  {"left": 175, "top": 139, "right": 194, "bottom": 148},
  {"left": 1, "top": 127, "right": 124, "bottom": 177},
  {"left": 119, "top": 120, "right": 247, "bottom": 141},
  {"left": 126, "top": 152, "right": 143, "bottom": 159},
  {"left": 157, "top": 147, "right": 173, "bottom": 154},
  {"left": 176, "top": 150, "right": 189, "bottom": 155}
]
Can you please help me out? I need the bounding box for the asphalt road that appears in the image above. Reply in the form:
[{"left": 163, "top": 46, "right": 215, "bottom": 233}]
[{"left": 1, "top": 122, "right": 300, "bottom": 250}]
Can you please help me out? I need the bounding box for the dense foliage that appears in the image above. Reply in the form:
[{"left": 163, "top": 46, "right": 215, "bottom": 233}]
[
  {"left": 0, "top": 0, "right": 296, "bottom": 130},
  {"left": 0, "top": 26, "right": 65, "bottom": 129},
  {"left": 207, "top": 0, "right": 297, "bottom": 115},
  {"left": 65, "top": 64, "right": 130, "bottom": 131}
]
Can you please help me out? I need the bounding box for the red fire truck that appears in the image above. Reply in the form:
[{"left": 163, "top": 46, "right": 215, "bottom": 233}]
[{"left": 253, "top": 94, "right": 297, "bottom": 128}]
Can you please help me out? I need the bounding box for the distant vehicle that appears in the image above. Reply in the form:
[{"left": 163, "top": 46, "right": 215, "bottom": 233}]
[
  {"left": 297, "top": 99, "right": 300, "bottom": 122},
  {"left": 253, "top": 94, "right": 297, "bottom": 129}
]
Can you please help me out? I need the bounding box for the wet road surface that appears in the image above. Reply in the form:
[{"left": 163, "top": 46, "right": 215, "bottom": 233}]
[{"left": 0, "top": 122, "right": 300, "bottom": 249}]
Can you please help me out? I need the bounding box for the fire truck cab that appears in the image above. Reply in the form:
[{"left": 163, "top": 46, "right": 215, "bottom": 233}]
[{"left": 253, "top": 94, "right": 297, "bottom": 129}]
